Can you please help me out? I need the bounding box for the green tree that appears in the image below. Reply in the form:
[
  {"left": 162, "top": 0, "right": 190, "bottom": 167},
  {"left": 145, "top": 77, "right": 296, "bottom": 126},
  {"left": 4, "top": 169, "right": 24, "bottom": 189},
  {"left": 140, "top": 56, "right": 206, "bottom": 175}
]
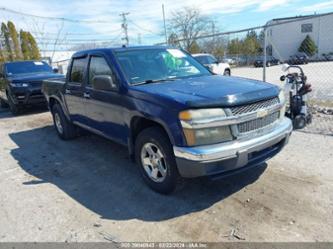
[
  {"left": 20, "top": 30, "right": 31, "bottom": 60},
  {"left": 227, "top": 38, "right": 243, "bottom": 55},
  {"left": 188, "top": 40, "right": 201, "bottom": 53},
  {"left": 298, "top": 35, "right": 317, "bottom": 57},
  {"left": 7, "top": 21, "right": 22, "bottom": 60},
  {"left": 242, "top": 30, "right": 261, "bottom": 56},
  {"left": 27, "top": 32, "right": 40, "bottom": 60},
  {"left": 0, "top": 49, "right": 4, "bottom": 62},
  {"left": 1, "top": 22, "right": 13, "bottom": 61}
]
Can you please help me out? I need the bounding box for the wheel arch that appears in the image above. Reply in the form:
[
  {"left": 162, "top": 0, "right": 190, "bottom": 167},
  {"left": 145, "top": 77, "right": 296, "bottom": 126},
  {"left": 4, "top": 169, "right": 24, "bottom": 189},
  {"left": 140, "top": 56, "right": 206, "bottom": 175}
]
[{"left": 129, "top": 116, "right": 175, "bottom": 159}]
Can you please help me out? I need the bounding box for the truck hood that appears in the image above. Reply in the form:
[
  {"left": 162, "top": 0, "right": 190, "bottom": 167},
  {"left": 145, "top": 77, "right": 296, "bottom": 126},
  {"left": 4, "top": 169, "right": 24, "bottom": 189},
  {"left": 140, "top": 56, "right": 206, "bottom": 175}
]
[
  {"left": 9, "top": 72, "right": 63, "bottom": 84},
  {"left": 131, "top": 75, "right": 280, "bottom": 108}
]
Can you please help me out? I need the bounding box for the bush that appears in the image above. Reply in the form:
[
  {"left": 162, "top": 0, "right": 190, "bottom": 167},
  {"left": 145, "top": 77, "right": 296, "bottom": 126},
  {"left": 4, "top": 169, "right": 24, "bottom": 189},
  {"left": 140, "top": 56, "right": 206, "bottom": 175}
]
[{"left": 298, "top": 35, "right": 318, "bottom": 57}]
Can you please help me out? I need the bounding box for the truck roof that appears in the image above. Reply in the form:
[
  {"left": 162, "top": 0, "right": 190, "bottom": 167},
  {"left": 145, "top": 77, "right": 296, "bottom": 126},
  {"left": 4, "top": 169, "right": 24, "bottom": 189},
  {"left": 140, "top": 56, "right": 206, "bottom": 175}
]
[{"left": 72, "top": 45, "right": 172, "bottom": 58}]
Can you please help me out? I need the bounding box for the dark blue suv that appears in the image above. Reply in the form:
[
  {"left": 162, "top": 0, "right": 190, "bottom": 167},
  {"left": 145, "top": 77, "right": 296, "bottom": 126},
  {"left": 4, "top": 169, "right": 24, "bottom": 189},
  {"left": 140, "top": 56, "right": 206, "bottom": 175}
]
[{"left": 0, "top": 60, "right": 61, "bottom": 114}]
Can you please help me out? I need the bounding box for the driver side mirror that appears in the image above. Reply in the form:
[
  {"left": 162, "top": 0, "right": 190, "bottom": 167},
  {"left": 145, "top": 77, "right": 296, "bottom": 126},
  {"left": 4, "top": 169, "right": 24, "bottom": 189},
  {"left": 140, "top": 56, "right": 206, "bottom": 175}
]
[
  {"left": 92, "top": 75, "right": 116, "bottom": 91},
  {"left": 53, "top": 68, "right": 59, "bottom": 73}
]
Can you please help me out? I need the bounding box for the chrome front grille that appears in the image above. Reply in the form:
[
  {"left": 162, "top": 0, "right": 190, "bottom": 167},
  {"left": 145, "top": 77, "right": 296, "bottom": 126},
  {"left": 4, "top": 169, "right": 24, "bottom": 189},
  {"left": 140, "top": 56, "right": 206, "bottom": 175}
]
[
  {"left": 237, "top": 111, "right": 280, "bottom": 134},
  {"left": 230, "top": 97, "right": 279, "bottom": 115}
]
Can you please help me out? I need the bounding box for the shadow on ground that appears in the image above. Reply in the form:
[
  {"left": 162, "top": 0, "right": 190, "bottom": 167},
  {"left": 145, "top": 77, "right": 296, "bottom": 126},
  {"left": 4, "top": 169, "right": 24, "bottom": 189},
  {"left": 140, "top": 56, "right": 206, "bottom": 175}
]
[
  {"left": 0, "top": 105, "right": 48, "bottom": 119},
  {"left": 9, "top": 126, "right": 267, "bottom": 221}
]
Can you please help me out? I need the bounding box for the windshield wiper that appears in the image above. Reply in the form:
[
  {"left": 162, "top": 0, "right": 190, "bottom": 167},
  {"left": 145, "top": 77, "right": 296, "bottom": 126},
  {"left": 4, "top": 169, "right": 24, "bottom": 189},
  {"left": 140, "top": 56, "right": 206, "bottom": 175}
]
[{"left": 133, "top": 78, "right": 176, "bottom": 86}]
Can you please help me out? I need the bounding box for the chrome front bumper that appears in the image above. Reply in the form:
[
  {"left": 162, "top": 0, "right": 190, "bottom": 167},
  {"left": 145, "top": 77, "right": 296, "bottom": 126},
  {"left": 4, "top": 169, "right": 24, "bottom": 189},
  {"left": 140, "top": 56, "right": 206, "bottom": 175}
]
[{"left": 173, "top": 117, "right": 293, "bottom": 177}]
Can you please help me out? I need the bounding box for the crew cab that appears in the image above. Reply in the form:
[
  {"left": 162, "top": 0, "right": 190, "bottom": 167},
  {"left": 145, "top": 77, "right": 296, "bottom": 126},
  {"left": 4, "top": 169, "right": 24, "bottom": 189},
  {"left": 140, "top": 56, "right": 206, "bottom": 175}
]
[
  {"left": 0, "top": 60, "right": 61, "bottom": 114},
  {"left": 42, "top": 46, "right": 292, "bottom": 194},
  {"left": 192, "top": 53, "right": 231, "bottom": 76}
]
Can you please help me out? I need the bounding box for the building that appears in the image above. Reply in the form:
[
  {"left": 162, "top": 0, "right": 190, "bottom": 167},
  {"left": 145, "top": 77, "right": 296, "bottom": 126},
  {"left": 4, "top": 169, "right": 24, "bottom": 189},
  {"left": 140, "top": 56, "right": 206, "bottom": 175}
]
[{"left": 265, "top": 12, "right": 333, "bottom": 61}]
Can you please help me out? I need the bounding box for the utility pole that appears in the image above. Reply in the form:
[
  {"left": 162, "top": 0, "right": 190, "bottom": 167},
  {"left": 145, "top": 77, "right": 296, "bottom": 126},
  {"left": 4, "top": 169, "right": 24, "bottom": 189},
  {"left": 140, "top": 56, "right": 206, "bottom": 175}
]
[
  {"left": 211, "top": 21, "right": 215, "bottom": 41},
  {"left": 162, "top": 4, "right": 168, "bottom": 45},
  {"left": 120, "top": 12, "right": 130, "bottom": 46}
]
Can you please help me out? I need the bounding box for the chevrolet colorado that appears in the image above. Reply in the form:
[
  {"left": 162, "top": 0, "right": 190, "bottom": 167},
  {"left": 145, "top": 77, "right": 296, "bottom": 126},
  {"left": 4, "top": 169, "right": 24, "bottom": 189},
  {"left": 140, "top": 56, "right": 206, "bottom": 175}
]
[
  {"left": 42, "top": 46, "right": 292, "bottom": 194},
  {"left": 0, "top": 60, "right": 61, "bottom": 114}
]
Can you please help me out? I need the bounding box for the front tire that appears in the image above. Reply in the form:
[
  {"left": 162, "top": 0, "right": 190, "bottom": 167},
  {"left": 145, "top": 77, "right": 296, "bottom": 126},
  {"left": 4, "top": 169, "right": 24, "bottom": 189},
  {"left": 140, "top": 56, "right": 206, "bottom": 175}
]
[
  {"left": 135, "top": 127, "right": 180, "bottom": 194},
  {"left": 0, "top": 98, "right": 8, "bottom": 108},
  {"left": 7, "top": 93, "right": 21, "bottom": 115},
  {"left": 52, "top": 103, "right": 77, "bottom": 140},
  {"left": 223, "top": 69, "right": 231, "bottom": 76}
]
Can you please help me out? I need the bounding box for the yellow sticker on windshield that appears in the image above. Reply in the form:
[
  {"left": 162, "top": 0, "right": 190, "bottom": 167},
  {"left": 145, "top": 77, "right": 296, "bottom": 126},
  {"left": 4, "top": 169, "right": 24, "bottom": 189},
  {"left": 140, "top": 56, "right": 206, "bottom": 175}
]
[{"left": 167, "top": 49, "right": 186, "bottom": 58}]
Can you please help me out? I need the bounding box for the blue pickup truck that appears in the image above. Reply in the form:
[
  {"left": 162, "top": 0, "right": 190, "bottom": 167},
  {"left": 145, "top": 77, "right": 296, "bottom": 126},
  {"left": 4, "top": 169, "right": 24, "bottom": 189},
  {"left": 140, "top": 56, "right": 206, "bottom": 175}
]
[
  {"left": 42, "top": 46, "right": 292, "bottom": 194},
  {"left": 0, "top": 60, "right": 61, "bottom": 114}
]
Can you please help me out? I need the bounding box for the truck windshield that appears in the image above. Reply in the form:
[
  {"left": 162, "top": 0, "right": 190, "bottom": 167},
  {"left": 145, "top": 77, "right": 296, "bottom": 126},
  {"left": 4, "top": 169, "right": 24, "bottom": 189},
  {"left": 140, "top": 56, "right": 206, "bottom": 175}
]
[
  {"left": 5, "top": 61, "right": 52, "bottom": 76},
  {"left": 115, "top": 48, "right": 211, "bottom": 85}
]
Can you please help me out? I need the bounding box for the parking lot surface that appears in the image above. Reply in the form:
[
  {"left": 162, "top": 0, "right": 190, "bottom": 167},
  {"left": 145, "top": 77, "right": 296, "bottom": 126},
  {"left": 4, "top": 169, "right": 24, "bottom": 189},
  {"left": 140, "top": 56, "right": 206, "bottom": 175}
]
[{"left": 0, "top": 107, "right": 332, "bottom": 242}]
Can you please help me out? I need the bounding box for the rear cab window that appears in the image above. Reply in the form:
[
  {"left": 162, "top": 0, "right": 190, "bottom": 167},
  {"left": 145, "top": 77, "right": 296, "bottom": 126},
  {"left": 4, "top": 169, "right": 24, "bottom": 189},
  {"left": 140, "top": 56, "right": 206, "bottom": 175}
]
[{"left": 70, "top": 57, "right": 87, "bottom": 84}]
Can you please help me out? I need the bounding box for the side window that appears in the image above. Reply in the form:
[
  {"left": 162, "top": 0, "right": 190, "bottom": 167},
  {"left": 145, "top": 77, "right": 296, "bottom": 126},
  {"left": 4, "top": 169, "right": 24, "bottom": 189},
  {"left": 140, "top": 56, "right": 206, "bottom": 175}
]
[
  {"left": 88, "top": 56, "right": 115, "bottom": 86},
  {"left": 196, "top": 56, "right": 208, "bottom": 64},
  {"left": 207, "top": 56, "right": 217, "bottom": 64},
  {"left": 70, "top": 57, "right": 86, "bottom": 83}
]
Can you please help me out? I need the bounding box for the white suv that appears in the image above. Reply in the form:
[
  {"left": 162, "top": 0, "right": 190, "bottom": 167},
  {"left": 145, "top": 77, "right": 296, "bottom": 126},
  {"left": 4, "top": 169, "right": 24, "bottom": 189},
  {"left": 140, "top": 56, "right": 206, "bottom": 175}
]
[{"left": 192, "top": 53, "right": 231, "bottom": 76}]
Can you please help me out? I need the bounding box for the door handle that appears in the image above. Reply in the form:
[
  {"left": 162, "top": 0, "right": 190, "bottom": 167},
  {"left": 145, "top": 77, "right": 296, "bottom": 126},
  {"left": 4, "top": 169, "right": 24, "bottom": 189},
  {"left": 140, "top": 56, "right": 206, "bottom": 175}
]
[
  {"left": 83, "top": 92, "right": 90, "bottom": 99},
  {"left": 65, "top": 89, "right": 71, "bottom": 94}
]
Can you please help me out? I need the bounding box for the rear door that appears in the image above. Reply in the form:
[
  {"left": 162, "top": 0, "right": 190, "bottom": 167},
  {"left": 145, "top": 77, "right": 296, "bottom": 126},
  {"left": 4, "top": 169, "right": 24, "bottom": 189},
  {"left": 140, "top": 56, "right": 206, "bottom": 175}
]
[
  {"left": 84, "top": 54, "right": 127, "bottom": 144},
  {"left": 64, "top": 56, "right": 88, "bottom": 123}
]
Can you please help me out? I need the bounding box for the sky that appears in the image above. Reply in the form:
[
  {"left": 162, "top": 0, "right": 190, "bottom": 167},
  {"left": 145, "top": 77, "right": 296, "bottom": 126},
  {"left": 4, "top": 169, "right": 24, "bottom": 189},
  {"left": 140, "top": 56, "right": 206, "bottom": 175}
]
[{"left": 0, "top": 0, "right": 333, "bottom": 51}]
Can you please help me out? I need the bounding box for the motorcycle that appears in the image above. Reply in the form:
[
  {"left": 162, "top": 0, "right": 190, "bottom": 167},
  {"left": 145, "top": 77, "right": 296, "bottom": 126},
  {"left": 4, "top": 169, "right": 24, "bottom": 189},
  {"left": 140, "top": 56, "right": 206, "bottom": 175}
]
[{"left": 280, "top": 64, "right": 313, "bottom": 129}]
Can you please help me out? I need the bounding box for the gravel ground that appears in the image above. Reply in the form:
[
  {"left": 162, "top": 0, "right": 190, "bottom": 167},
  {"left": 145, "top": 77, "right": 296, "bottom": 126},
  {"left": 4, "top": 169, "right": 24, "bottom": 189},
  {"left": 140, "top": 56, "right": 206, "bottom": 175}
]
[{"left": 0, "top": 107, "right": 332, "bottom": 242}]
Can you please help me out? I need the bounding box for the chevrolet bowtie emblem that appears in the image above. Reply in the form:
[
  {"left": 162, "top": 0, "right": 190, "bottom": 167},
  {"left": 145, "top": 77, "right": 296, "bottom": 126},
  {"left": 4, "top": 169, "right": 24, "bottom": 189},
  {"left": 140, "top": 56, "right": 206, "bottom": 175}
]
[{"left": 257, "top": 109, "right": 269, "bottom": 118}]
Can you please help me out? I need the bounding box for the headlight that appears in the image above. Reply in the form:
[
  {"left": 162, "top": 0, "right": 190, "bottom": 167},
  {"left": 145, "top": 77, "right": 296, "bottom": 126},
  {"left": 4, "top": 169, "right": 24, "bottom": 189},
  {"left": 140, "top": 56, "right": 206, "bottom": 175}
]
[
  {"left": 10, "top": 82, "right": 29, "bottom": 87},
  {"left": 179, "top": 108, "right": 226, "bottom": 121},
  {"left": 278, "top": 90, "right": 286, "bottom": 118},
  {"left": 179, "top": 109, "right": 233, "bottom": 146}
]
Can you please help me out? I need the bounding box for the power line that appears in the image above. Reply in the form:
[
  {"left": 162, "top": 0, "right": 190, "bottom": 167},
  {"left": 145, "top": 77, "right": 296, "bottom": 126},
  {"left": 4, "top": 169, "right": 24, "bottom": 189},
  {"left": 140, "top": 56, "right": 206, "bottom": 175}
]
[
  {"left": 31, "top": 30, "right": 122, "bottom": 37},
  {"left": 0, "top": 7, "right": 117, "bottom": 23},
  {"left": 128, "top": 19, "right": 160, "bottom": 35},
  {"left": 34, "top": 37, "right": 123, "bottom": 42}
]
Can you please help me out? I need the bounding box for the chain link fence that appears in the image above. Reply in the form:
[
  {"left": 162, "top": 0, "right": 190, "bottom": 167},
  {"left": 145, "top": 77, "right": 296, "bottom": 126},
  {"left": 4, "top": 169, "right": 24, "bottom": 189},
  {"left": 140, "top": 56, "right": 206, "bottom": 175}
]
[{"left": 190, "top": 13, "right": 333, "bottom": 136}]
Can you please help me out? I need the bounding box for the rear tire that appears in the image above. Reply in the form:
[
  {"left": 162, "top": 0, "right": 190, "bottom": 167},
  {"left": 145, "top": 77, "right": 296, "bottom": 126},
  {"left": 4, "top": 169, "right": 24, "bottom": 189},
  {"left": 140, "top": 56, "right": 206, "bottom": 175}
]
[
  {"left": 135, "top": 127, "right": 180, "bottom": 194},
  {"left": 52, "top": 103, "right": 77, "bottom": 140}
]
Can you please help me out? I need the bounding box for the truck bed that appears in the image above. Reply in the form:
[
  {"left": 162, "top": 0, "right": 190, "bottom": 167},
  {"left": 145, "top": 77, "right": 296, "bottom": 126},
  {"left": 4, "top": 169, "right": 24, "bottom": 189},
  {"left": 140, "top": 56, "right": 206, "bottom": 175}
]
[{"left": 42, "top": 77, "right": 66, "bottom": 97}]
